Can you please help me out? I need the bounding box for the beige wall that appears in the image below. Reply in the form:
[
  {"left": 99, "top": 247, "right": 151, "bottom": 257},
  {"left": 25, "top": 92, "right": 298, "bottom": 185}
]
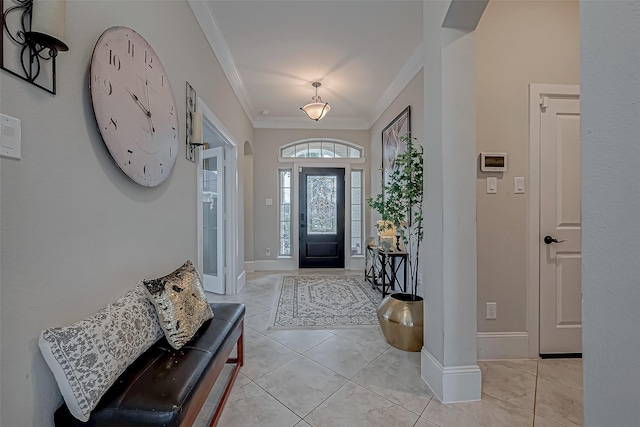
[
  {"left": 252, "top": 128, "right": 370, "bottom": 263},
  {"left": 475, "top": 0, "right": 579, "bottom": 332},
  {"left": 0, "top": 1, "right": 252, "bottom": 425}
]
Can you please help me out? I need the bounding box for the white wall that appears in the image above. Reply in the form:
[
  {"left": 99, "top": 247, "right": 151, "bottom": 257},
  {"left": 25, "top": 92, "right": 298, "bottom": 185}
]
[
  {"left": 475, "top": 0, "right": 579, "bottom": 333},
  {"left": 581, "top": 1, "right": 640, "bottom": 425},
  {"left": 0, "top": 1, "right": 252, "bottom": 425}
]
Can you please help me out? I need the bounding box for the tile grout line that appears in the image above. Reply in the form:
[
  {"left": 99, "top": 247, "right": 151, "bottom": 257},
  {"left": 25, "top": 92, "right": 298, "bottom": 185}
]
[
  {"left": 533, "top": 358, "right": 540, "bottom": 425},
  {"left": 246, "top": 352, "right": 351, "bottom": 423},
  {"left": 474, "top": 362, "right": 538, "bottom": 417},
  {"left": 300, "top": 380, "right": 421, "bottom": 426},
  {"left": 249, "top": 377, "right": 305, "bottom": 424},
  {"left": 268, "top": 330, "right": 336, "bottom": 354}
]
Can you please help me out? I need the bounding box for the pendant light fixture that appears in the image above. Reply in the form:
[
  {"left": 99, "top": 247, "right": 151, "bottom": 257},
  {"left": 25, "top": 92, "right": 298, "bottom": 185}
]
[{"left": 300, "top": 82, "right": 331, "bottom": 121}]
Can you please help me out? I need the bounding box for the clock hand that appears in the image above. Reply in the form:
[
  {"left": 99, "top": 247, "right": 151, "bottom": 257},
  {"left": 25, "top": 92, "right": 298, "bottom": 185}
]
[
  {"left": 143, "top": 67, "right": 152, "bottom": 111},
  {"left": 127, "top": 87, "right": 155, "bottom": 133},
  {"left": 148, "top": 114, "right": 155, "bottom": 134},
  {"left": 126, "top": 87, "right": 151, "bottom": 116},
  {"left": 142, "top": 66, "right": 155, "bottom": 134},
  {"left": 144, "top": 81, "right": 155, "bottom": 134}
]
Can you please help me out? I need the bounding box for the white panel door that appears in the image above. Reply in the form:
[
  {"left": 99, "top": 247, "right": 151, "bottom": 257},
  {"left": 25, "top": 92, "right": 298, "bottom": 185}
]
[
  {"left": 539, "top": 95, "right": 581, "bottom": 354},
  {"left": 201, "top": 147, "right": 225, "bottom": 294}
]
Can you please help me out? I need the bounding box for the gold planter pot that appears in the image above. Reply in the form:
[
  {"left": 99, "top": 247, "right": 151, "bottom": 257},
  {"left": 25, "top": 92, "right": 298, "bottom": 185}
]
[{"left": 377, "top": 293, "right": 424, "bottom": 352}]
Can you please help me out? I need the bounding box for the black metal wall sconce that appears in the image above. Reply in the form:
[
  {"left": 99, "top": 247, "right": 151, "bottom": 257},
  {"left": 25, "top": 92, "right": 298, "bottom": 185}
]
[
  {"left": 186, "top": 82, "right": 208, "bottom": 162},
  {"left": 1, "top": 0, "right": 69, "bottom": 95}
]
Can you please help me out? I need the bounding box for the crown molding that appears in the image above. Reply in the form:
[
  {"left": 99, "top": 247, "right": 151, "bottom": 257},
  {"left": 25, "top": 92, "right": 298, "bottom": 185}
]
[
  {"left": 253, "top": 116, "right": 370, "bottom": 130},
  {"left": 187, "top": 0, "right": 255, "bottom": 126},
  {"left": 189, "top": 0, "right": 422, "bottom": 131},
  {"left": 368, "top": 41, "right": 424, "bottom": 127}
]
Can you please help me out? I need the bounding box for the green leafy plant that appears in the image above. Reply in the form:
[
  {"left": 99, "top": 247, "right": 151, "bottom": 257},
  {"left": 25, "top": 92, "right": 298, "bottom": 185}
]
[{"left": 368, "top": 135, "right": 424, "bottom": 300}]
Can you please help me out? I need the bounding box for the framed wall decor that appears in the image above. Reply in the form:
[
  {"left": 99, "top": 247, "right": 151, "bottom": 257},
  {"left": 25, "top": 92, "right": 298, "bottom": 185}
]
[{"left": 381, "top": 106, "right": 411, "bottom": 186}]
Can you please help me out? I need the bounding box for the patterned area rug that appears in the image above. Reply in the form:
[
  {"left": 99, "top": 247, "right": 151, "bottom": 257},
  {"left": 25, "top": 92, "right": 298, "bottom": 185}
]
[{"left": 269, "top": 275, "right": 382, "bottom": 330}]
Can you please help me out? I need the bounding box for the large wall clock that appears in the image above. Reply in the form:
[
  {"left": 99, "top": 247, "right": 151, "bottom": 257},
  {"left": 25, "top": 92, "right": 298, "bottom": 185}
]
[{"left": 90, "top": 26, "right": 179, "bottom": 187}]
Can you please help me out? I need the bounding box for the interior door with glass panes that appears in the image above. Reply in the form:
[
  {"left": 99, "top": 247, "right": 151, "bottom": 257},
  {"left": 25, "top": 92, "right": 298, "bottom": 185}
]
[
  {"left": 299, "top": 167, "right": 345, "bottom": 268},
  {"left": 201, "top": 147, "right": 224, "bottom": 293}
]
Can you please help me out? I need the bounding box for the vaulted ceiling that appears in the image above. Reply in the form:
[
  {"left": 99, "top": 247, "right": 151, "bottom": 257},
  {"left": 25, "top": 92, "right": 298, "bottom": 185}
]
[{"left": 189, "top": 1, "right": 424, "bottom": 130}]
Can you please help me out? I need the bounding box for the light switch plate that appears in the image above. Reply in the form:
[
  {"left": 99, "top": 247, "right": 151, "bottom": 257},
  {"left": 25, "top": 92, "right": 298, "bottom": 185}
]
[
  {"left": 266, "top": 198, "right": 273, "bottom": 206},
  {"left": 486, "top": 177, "right": 497, "bottom": 194},
  {"left": 486, "top": 302, "right": 497, "bottom": 320},
  {"left": 1, "top": 113, "right": 21, "bottom": 159},
  {"left": 514, "top": 177, "right": 525, "bottom": 194}
]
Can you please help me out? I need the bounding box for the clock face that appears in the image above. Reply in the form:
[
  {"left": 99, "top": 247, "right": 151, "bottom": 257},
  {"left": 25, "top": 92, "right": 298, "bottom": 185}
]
[{"left": 90, "top": 26, "right": 178, "bottom": 187}]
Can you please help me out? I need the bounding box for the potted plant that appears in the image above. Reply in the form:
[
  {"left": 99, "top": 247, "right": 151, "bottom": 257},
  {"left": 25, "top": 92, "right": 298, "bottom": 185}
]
[{"left": 368, "top": 134, "right": 424, "bottom": 351}]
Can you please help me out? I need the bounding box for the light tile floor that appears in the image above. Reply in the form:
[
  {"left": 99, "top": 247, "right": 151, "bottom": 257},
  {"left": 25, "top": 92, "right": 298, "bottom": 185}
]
[{"left": 199, "top": 271, "right": 583, "bottom": 427}]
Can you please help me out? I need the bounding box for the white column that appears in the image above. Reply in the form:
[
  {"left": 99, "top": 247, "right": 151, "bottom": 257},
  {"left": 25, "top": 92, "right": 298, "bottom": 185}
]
[
  {"left": 581, "top": 1, "right": 640, "bottom": 425},
  {"left": 420, "top": 0, "right": 484, "bottom": 403}
]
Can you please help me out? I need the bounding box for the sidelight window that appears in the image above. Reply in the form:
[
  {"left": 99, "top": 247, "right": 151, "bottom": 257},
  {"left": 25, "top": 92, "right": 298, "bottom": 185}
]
[
  {"left": 351, "top": 170, "right": 363, "bottom": 255},
  {"left": 279, "top": 169, "right": 292, "bottom": 256}
]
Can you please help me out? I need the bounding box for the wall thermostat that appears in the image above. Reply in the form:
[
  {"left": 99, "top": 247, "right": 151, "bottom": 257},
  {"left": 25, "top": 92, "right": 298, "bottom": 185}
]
[{"left": 480, "top": 152, "right": 507, "bottom": 172}]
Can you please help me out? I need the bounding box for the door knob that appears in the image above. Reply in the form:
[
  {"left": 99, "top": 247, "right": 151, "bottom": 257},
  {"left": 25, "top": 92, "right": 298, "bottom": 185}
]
[{"left": 544, "top": 235, "right": 566, "bottom": 244}]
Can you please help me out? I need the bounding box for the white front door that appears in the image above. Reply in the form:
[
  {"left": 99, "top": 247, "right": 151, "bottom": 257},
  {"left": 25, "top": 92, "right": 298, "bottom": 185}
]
[
  {"left": 201, "top": 146, "right": 225, "bottom": 294},
  {"left": 539, "top": 91, "right": 581, "bottom": 354}
]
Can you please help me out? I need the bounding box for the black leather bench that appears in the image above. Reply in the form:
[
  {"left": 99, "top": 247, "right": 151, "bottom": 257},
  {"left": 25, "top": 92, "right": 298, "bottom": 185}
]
[{"left": 53, "top": 303, "right": 245, "bottom": 427}]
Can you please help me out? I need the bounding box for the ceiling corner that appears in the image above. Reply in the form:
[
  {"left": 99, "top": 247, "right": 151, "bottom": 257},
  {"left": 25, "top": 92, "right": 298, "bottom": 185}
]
[
  {"left": 187, "top": 0, "right": 256, "bottom": 126},
  {"left": 253, "top": 116, "right": 370, "bottom": 131},
  {"left": 368, "top": 41, "right": 424, "bottom": 128}
]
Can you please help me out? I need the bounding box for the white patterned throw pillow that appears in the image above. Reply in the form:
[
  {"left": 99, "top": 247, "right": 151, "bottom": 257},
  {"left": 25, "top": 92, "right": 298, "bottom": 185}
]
[{"left": 38, "top": 284, "right": 164, "bottom": 422}]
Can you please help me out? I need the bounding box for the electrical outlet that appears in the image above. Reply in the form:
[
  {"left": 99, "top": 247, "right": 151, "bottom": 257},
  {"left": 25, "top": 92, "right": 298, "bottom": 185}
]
[
  {"left": 266, "top": 248, "right": 271, "bottom": 256},
  {"left": 486, "top": 302, "right": 497, "bottom": 320}
]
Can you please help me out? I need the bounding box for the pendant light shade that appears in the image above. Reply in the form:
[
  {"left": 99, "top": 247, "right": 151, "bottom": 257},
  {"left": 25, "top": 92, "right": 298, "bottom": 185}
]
[{"left": 300, "top": 82, "right": 330, "bottom": 121}]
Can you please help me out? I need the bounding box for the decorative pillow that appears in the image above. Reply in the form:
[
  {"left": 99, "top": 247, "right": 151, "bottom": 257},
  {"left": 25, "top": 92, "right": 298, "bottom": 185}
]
[
  {"left": 142, "top": 260, "right": 213, "bottom": 350},
  {"left": 38, "top": 284, "right": 164, "bottom": 422}
]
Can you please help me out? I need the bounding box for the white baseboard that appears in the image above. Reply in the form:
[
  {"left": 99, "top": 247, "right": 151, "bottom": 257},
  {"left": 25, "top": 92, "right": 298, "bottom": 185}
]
[
  {"left": 421, "top": 348, "right": 481, "bottom": 403},
  {"left": 348, "top": 257, "right": 365, "bottom": 271},
  {"left": 252, "top": 258, "right": 364, "bottom": 271},
  {"left": 244, "top": 261, "right": 255, "bottom": 273},
  {"left": 477, "top": 332, "right": 530, "bottom": 360},
  {"left": 253, "top": 259, "right": 297, "bottom": 271}
]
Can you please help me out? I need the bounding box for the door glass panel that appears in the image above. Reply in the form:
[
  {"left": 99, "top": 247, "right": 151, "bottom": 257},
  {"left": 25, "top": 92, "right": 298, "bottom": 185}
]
[
  {"left": 203, "top": 157, "right": 218, "bottom": 276},
  {"left": 307, "top": 175, "right": 337, "bottom": 235}
]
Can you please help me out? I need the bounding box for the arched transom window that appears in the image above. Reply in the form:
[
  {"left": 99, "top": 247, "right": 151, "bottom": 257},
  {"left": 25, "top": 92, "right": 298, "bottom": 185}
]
[{"left": 280, "top": 139, "right": 362, "bottom": 159}]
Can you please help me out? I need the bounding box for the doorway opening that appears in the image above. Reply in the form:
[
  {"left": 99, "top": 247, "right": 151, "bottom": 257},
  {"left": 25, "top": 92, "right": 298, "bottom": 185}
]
[
  {"left": 277, "top": 139, "right": 366, "bottom": 271},
  {"left": 196, "top": 100, "right": 241, "bottom": 294}
]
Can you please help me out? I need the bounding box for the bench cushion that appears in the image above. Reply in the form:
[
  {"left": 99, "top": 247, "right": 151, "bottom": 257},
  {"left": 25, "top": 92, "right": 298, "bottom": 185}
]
[
  {"left": 54, "top": 303, "right": 245, "bottom": 427},
  {"left": 39, "top": 284, "right": 165, "bottom": 422}
]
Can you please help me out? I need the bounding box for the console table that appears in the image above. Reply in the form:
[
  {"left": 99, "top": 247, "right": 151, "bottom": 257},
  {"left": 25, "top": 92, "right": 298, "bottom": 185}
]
[{"left": 365, "top": 246, "right": 408, "bottom": 297}]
